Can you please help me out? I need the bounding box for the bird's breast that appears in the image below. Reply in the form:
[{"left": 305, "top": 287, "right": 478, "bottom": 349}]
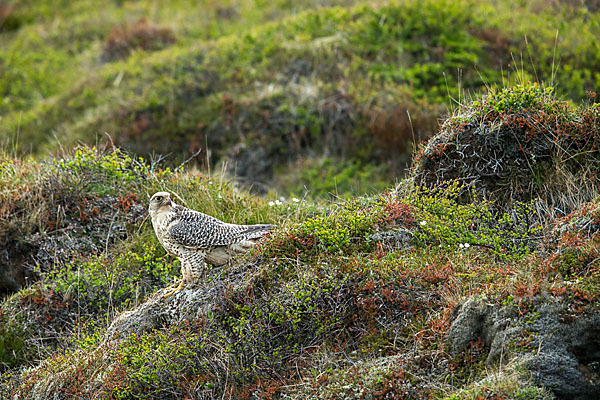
[{"left": 152, "top": 209, "right": 173, "bottom": 230}]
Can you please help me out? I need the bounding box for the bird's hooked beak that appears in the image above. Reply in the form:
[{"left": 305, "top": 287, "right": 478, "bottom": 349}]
[{"left": 164, "top": 198, "right": 172, "bottom": 206}]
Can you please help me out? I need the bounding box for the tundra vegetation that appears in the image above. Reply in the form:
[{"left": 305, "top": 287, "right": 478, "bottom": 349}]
[
  {"left": 1, "top": 0, "right": 600, "bottom": 399},
  {"left": 1, "top": 82, "right": 599, "bottom": 398}
]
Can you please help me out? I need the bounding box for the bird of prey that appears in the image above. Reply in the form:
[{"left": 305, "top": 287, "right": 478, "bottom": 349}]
[{"left": 148, "top": 191, "right": 274, "bottom": 296}]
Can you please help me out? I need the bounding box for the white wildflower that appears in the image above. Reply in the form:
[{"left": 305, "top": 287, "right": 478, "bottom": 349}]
[
  {"left": 268, "top": 201, "right": 275, "bottom": 206},
  {"left": 292, "top": 197, "right": 300, "bottom": 203},
  {"left": 420, "top": 220, "right": 427, "bottom": 226}
]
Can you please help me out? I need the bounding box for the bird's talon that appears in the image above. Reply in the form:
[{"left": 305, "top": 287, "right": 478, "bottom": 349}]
[{"left": 163, "top": 279, "right": 185, "bottom": 298}]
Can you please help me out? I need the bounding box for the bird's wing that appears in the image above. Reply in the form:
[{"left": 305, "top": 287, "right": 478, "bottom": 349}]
[{"left": 167, "top": 208, "right": 245, "bottom": 248}]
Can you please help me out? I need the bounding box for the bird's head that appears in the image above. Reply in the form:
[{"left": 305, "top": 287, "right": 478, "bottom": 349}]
[{"left": 149, "top": 192, "right": 174, "bottom": 216}]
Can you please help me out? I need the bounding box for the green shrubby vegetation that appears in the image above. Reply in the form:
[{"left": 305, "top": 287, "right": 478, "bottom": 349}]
[
  {"left": 407, "top": 182, "right": 541, "bottom": 258},
  {"left": 263, "top": 197, "right": 382, "bottom": 258}
]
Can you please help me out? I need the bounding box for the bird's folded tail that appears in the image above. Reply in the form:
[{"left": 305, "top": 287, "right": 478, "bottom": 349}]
[{"left": 236, "top": 224, "right": 276, "bottom": 239}]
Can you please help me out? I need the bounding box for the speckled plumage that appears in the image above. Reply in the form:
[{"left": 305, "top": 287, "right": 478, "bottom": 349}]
[{"left": 148, "top": 192, "right": 274, "bottom": 292}]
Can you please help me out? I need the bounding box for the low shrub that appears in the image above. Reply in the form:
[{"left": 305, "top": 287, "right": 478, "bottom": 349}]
[
  {"left": 102, "top": 18, "right": 176, "bottom": 62},
  {"left": 407, "top": 181, "right": 542, "bottom": 258},
  {"left": 261, "top": 197, "right": 382, "bottom": 259}
]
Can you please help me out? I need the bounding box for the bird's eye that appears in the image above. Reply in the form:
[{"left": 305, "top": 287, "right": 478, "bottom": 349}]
[{"left": 156, "top": 196, "right": 163, "bottom": 202}]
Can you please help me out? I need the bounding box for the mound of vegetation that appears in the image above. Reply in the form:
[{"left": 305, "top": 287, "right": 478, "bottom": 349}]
[
  {"left": 0, "top": 147, "right": 156, "bottom": 295},
  {"left": 0, "top": 146, "right": 284, "bottom": 373},
  {"left": 101, "top": 18, "right": 176, "bottom": 62},
  {"left": 2, "top": 0, "right": 600, "bottom": 195},
  {"left": 414, "top": 83, "right": 600, "bottom": 218}
]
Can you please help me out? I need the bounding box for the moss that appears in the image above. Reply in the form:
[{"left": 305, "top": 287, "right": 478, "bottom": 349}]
[
  {"left": 4, "top": 12, "right": 600, "bottom": 388},
  {"left": 470, "top": 83, "right": 555, "bottom": 116},
  {"left": 0, "top": 307, "right": 27, "bottom": 369}
]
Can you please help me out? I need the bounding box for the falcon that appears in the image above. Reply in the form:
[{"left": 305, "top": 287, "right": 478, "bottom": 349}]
[{"left": 148, "top": 192, "right": 274, "bottom": 296}]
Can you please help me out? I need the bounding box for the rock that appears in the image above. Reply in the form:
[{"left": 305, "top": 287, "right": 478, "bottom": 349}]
[
  {"left": 447, "top": 298, "right": 488, "bottom": 354},
  {"left": 526, "top": 308, "right": 600, "bottom": 400},
  {"left": 106, "top": 261, "right": 253, "bottom": 340},
  {"left": 447, "top": 298, "right": 517, "bottom": 358},
  {"left": 369, "top": 228, "right": 414, "bottom": 251},
  {"left": 106, "top": 284, "right": 215, "bottom": 339},
  {"left": 447, "top": 298, "right": 600, "bottom": 399}
]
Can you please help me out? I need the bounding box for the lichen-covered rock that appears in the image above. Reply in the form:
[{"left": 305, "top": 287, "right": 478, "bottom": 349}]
[
  {"left": 106, "top": 260, "right": 255, "bottom": 340},
  {"left": 525, "top": 308, "right": 600, "bottom": 399},
  {"left": 448, "top": 298, "right": 600, "bottom": 399},
  {"left": 369, "top": 228, "right": 414, "bottom": 251}
]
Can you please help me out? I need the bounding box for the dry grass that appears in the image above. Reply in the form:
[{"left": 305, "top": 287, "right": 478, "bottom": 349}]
[{"left": 102, "top": 18, "right": 176, "bottom": 62}]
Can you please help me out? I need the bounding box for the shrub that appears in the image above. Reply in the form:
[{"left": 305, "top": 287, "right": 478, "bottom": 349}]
[
  {"left": 407, "top": 181, "right": 542, "bottom": 258},
  {"left": 45, "top": 241, "right": 179, "bottom": 315},
  {"left": 102, "top": 18, "right": 176, "bottom": 62},
  {"left": 106, "top": 327, "right": 211, "bottom": 398},
  {"left": 262, "top": 197, "right": 382, "bottom": 259}
]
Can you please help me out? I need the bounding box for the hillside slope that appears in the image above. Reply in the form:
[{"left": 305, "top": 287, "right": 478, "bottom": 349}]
[
  {"left": 2, "top": 0, "right": 600, "bottom": 195},
  {"left": 1, "top": 85, "right": 599, "bottom": 399}
]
